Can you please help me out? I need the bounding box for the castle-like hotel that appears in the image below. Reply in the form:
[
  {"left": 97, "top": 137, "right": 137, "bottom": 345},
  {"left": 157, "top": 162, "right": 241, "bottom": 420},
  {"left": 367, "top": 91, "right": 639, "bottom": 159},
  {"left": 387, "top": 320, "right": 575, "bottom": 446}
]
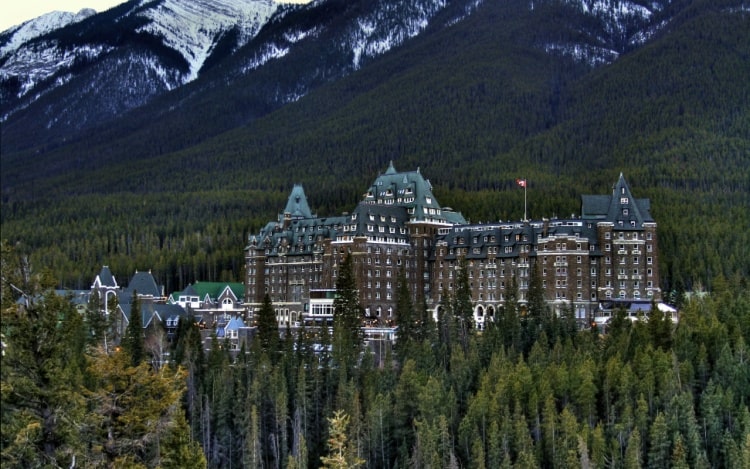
[{"left": 245, "top": 163, "right": 660, "bottom": 329}]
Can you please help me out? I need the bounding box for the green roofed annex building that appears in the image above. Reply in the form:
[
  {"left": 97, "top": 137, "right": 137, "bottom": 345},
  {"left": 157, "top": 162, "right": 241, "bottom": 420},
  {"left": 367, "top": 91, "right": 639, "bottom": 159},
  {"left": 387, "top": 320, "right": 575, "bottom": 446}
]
[{"left": 245, "top": 163, "right": 660, "bottom": 329}]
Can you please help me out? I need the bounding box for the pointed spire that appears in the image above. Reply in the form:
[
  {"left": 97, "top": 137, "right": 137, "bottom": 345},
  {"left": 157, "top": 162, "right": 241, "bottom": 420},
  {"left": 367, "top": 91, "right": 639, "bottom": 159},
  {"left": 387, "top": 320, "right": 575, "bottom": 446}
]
[
  {"left": 385, "top": 160, "right": 397, "bottom": 175},
  {"left": 283, "top": 184, "right": 313, "bottom": 219},
  {"left": 608, "top": 173, "right": 646, "bottom": 227}
]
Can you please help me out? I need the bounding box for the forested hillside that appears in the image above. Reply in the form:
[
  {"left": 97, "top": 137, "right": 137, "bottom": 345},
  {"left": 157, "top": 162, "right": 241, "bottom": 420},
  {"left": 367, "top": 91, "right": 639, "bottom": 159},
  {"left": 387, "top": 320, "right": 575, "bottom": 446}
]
[
  {"left": 2, "top": 243, "right": 748, "bottom": 468},
  {"left": 1, "top": 0, "right": 748, "bottom": 293},
  {"left": 2, "top": 1, "right": 749, "bottom": 467}
]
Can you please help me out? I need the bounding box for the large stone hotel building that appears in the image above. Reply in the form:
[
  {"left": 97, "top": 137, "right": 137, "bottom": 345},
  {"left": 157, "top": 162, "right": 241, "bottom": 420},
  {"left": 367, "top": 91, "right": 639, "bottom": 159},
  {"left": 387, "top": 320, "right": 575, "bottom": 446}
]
[{"left": 245, "top": 163, "right": 659, "bottom": 328}]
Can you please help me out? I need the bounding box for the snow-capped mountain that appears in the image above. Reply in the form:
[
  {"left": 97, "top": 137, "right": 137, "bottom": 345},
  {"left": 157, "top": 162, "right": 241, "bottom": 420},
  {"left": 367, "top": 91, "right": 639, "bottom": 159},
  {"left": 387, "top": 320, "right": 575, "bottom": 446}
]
[
  {"left": 1, "top": 0, "right": 679, "bottom": 151},
  {"left": 0, "top": 0, "right": 278, "bottom": 113},
  {"left": 0, "top": 9, "right": 96, "bottom": 60},
  {"left": 132, "top": 0, "right": 278, "bottom": 80},
  {"left": 540, "top": 0, "right": 671, "bottom": 65}
]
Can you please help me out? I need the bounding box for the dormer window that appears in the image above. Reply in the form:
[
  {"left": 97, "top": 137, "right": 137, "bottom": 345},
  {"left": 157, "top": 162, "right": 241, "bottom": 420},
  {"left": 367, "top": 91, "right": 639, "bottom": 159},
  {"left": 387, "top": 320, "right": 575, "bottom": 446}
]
[{"left": 620, "top": 197, "right": 629, "bottom": 204}]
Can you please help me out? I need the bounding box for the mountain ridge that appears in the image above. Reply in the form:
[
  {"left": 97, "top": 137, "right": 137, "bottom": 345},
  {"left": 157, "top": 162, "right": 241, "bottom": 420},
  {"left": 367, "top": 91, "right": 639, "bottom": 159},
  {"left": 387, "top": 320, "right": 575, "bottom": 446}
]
[
  {"left": 0, "top": 0, "right": 748, "bottom": 292},
  {"left": 1, "top": 0, "right": 676, "bottom": 160}
]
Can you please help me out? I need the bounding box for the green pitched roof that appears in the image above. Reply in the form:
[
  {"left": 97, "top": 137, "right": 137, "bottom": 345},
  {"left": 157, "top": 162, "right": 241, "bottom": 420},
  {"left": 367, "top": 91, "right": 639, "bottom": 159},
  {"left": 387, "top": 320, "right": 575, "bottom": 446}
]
[
  {"left": 581, "top": 173, "right": 653, "bottom": 228},
  {"left": 171, "top": 281, "right": 244, "bottom": 302},
  {"left": 282, "top": 184, "right": 313, "bottom": 220},
  {"left": 361, "top": 162, "right": 466, "bottom": 224}
]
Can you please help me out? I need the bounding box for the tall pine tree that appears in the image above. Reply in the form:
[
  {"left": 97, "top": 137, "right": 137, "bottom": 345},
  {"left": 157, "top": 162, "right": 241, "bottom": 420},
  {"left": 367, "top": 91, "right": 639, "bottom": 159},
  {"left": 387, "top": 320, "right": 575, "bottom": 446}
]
[
  {"left": 394, "top": 267, "right": 415, "bottom": 362},
  {"left": 332, "top": 253, "right": 363, "bottom": 375},
  {"left": 256, "top": 293, "right": 280, "bottom": 357},
  {"left": 121, "top": 291, "right": 145, "bottom": 366}
]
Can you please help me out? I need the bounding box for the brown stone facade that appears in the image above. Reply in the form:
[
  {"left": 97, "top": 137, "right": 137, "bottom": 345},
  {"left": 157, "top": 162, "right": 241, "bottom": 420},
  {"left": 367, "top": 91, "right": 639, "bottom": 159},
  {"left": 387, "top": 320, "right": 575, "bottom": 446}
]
[{"left": 245, "top": 166, "right": 659, "bottom": 327}]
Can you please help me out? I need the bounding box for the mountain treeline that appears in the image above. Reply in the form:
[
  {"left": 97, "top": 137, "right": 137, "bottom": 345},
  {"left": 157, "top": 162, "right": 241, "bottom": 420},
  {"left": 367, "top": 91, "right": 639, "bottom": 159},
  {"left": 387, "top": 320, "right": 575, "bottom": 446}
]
[
  {"left": 2, "top": 243, "right": 749, "bottom": 468},
  {"left": 1, "top": 0, "right": 748, "bottom": 295}
]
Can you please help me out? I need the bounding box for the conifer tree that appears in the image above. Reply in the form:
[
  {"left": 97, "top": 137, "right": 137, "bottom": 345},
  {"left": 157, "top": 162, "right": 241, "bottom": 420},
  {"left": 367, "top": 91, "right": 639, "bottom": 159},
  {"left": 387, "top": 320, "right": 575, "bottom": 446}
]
[
  {"left": 647, "top": 412, "right": 670, "bottom": 468},
  {"left": 0, "top": 289, "right": 88, "bottom": 468},
  {"left": 624, "top": 428, "right": 643, "bottom": 469},
  {"left": 160, "top": 409, "right": 208, "bottom": 468},
  {"left": 416, "top": 295, "right": 436, "bottom": 345},
  {"left": 437, "top": 286, "right": 455, "bottom": 355},
  {"left": 501, "top": 274, "right": 521, "bottom": 353},
  {"left": 453, "top": 256, "right": 474, "bottom": 352},
  {"left": 320, "top": 410, "right": 364, "bottom": 469},
  {"left": 86, "top": 349, "right": 193, "bottom": 467},
  {"left": 256, "top": 293, "right": 280, "bottom": 356},
  {"left": 394, "top": 267, "right": 415, "bottom": 361},
  {"left": 86, "top": 289, "right": 108, "bottom": 347},
  {"left": 332, "top": 253, "right": 363, "bottom": 373},
  {"left": 522, "top": 259, "right": 547, "bottom": 351},
  {"left": 121, "top": 291, "right": 145, "bottom": 366}
]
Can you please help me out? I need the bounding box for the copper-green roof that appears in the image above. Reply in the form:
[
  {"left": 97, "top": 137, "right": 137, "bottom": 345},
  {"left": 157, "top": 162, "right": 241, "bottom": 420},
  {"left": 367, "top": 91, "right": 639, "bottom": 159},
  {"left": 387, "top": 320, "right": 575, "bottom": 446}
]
[
  {"left": 171, "top": 281, "right": 244, "bottom": 302},
  {"left": 581, "top": 173, "right": 653, "bottom": 229},
  {"left": 361, "top": 162, "right": 466, "bottom": 224}
]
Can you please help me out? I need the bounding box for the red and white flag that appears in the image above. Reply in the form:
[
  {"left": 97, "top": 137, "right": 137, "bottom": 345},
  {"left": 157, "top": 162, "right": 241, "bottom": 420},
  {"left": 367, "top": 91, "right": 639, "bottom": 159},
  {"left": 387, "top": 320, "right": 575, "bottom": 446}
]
[{"left": 516, "top": 178, "right": 527, "bottom": 188}]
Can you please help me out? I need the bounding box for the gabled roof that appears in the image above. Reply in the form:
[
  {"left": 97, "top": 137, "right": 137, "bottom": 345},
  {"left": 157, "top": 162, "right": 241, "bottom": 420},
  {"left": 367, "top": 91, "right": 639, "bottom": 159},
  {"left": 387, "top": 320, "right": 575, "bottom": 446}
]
[
  {"left": 121, "top": 302, "right": 186, "bottom": 328},
  {"left": 92, "top": 265, "right": 118, "bottom": 288},
  {"left": 581, "top": 173, "right": 653, "bottom": 229},
  {"left": 122, "top": 270, "right": 162, "bottom": 298},
  {"left": 282, "top": 184, "right": 314, "bottom": 220},
  {"left": 247, "top": 164, "right": 466, "bottom": 256},
  {"left": 171, "top": 282, "right": 244, "bottom": 303},
  {"left": 216, "top": 317, "right": 247, "bottom": 337},
  {"left": 433, "top": 218, "right": 599, "bottom": 260},
  {"left": 350, "top": 203, "right": 410, "bottom": 241},
  {"left": 362, "top": 162, "right": 466, "bottom": 224},
  {"left": 225, "top": 317, "right": 246, "bottom": 331}
]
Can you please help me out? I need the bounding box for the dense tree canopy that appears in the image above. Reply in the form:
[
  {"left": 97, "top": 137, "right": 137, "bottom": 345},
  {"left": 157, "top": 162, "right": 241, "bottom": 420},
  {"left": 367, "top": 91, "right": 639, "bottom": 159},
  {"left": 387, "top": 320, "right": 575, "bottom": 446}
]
[{"left": 2, "top": 239, "right": 750, "bottom": 469}]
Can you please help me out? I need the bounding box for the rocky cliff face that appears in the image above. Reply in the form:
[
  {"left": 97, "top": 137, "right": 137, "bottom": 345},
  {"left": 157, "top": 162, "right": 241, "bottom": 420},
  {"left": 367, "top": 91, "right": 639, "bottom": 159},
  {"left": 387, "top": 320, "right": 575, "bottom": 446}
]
[{"left": 1, "top": 0, "right": 676, "bottom": 148}]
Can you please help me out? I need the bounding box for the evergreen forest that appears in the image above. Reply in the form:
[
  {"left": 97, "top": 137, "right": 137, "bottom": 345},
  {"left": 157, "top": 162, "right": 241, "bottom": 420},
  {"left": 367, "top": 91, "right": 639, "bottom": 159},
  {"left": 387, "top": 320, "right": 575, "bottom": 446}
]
[
  {"left": 1, "top": 1, "right": 749, "bottom": 466},
  {"left": 1, "top": 0, "right": 748, "bottom": 296},
  {"left": 2, "top": 242, "right": 749, "bottom": 468}
]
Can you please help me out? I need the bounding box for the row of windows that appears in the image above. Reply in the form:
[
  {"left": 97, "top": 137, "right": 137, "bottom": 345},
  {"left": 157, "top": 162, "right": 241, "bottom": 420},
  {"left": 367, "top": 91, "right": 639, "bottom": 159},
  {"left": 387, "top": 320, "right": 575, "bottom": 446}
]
[
  {"left": 604, "top": 231, "right": 653, "bottom": 240},
  {"left": 604, "top": 256, "right": 654, "bottom": 264}
]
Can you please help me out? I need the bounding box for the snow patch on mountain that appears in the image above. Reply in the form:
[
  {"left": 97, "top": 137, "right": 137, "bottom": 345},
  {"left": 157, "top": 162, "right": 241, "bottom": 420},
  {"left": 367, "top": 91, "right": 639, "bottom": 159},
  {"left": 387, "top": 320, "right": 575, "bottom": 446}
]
[
  {"left": 0, "top": 9, "right": 96, "bottom": 60},
  {"left": 346, "top": 0, "right": 448, "bottom": 70},
  {"left": 544, "top": 43, "right": 619, "bottom": 66},
  {"left": 538, "top": 0, "right": 668, "bottom": 65},
  {"left": 135, "top": 0, "right": 278, "bottom": 81},
  {"left": 1, "top": 41, "right": 113, "bottom": 97},
  {"left": 283, "top": 26, "right": 322, "bottom": 43},
  {"left": 242, "top": 42, "right": 290, "bottom": 72}
]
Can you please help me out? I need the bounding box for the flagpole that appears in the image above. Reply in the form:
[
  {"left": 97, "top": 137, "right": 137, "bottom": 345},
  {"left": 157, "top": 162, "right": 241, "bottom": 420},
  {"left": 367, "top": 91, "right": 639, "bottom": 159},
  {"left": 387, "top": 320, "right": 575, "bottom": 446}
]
[
  {"left": 524, "top": 182, "right": 527, "bottom": 222},
  {"left": 516, "top": 178, "right": 528, "bottom": 222}
]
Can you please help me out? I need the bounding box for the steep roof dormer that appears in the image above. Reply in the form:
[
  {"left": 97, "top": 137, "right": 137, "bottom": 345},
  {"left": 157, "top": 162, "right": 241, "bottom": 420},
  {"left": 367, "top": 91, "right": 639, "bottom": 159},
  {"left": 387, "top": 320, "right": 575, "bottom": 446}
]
[
  {"left": 92, "top": 265, "right": 118, "bottom": 289},
  {"left": 363, "top": 163, "right": 466, "bottom": 224},
  {"left": 282, "top": 184, "right": 314, "bottom": 220},
  {"left": 581, "top": 173, "right": 653, "bottom": 229},
  {"left": 122, "top": 270, "right": 163, "bottom": 300}
]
